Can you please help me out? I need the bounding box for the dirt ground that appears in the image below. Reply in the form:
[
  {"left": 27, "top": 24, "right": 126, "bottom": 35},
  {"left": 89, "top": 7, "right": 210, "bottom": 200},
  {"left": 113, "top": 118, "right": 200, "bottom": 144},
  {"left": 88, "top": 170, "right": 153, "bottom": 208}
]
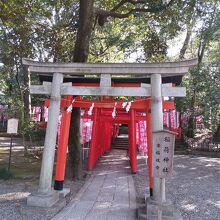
[{"left": 0, "top": 137, "right": 86, "bottom": 220}]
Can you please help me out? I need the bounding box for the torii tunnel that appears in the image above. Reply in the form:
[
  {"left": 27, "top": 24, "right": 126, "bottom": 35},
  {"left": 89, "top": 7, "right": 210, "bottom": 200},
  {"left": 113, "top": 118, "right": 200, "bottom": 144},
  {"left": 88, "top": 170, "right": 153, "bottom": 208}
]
[{"left": 43, "top": 83, "right": 177, "bottom": 193}]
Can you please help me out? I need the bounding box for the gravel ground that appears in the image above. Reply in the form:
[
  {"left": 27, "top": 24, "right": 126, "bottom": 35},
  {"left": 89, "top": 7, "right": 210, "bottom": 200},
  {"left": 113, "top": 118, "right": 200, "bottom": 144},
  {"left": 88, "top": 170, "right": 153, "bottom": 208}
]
[
  {"left": 133, "top": 154, "right": 220, "bottom": 220},
  {"left": 0, "top": 149, "right": 219, "bottom": 220},
  {"left": 0, "top": 178, "right": 85, "bottom": 220}
]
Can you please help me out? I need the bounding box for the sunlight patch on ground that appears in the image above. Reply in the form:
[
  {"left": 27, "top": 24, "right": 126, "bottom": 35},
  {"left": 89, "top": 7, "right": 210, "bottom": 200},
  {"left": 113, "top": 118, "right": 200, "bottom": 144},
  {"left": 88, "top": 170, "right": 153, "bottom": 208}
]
[
  {"left": 182, "top": 203, "right": 197, "bottom": 211},
  {"left": 189, "top": 167, "right": 197, "bottom": 170},
  {"left": 207, "top": 200, "right": 220, "bottom": 209},
  {"left": 176, "top": 164, "right": 187, "bottom": 168},
  {"left": 0, "top": 192, "right": 30, "bottom": 201},
  {"left": 95, "top": 202, "right": 111, "bottom": 209},
  {"left": 205, "top": 163, "right": 215, "bottom": 167},
  {"left": 197, "top": 157, "right": 220, "bottom": 164},
  {"left": 195, "top": 174, "right": 213, "bottom": 180}
]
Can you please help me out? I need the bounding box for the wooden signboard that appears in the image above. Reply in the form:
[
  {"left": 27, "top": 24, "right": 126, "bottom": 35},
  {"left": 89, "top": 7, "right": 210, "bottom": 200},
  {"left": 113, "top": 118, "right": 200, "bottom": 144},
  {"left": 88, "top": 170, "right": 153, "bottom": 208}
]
[
  {"left": 6, "top": 118, "right": 19, "bottom": 171},
  {"left": 7, "top": 118, "right": 19, "bottom": 134},
  {"left": 152, "top": 130, "right": 176, "bottom": 178}
]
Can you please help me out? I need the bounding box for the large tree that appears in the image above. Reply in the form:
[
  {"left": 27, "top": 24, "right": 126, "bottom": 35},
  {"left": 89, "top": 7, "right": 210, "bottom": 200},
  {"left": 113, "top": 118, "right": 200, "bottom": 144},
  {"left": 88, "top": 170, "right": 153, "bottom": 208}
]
[
  {"left": 175, "top": 0, "right": 220, "bottom": 137},
  {"left": 68, "top": 0, "right": 181, "bottom": 179}
]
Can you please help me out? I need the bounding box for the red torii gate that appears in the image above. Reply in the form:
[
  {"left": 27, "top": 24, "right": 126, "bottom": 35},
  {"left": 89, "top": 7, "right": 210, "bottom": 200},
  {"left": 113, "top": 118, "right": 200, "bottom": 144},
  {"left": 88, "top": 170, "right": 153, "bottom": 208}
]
[{"left": 43, "top": 83, "right": 175, "bottom": 192}]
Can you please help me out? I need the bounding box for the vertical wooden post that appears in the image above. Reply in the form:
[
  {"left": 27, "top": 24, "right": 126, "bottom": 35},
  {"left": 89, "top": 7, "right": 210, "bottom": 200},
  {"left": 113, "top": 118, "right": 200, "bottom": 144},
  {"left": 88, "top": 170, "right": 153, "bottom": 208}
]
[
  {"left": 87, "top": 108, "right": 98, "bottom": 170},
  {"left": 8, "top": 135, "right": 13, "bottom": 171},
  {"left": 130, "top": 109, "right": 137, "bottom": 174},
  {"left": 96, "top": 109, "right": 102, "bottom": 158},
  {"left": 146, "top": 104, "right": 153, "bottom": 197},
  {"left": 108, "top": 122, "right": 112, "bottom": 151},
  {"left": 99, "top": 120, "right": 104, "bottom": 155},
  {"left": 103, "top": 122, "right": 108, "bottom": 154},
  {"left": 54, "top": 96, "right": 72, "bottom": 190}
]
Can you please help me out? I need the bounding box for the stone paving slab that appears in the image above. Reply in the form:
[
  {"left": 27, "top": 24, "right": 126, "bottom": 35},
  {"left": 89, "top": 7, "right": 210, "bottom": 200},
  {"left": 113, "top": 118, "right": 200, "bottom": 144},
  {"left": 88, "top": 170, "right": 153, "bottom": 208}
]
[{"left": 52, "top": 149, "right": 137, "bottom": 220}]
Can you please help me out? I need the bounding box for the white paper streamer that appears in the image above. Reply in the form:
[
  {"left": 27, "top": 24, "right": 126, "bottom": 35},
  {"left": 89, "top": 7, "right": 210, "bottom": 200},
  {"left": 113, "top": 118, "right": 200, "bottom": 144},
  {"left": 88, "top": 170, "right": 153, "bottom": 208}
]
[
  {"left": 88, "top": 103, "right": 95, "bottom": 115},
  {"left": 66, "top": 99, "right": 75, "bottom": 113},
  {"left": 125, "top": 101, "right": 133, "bottom": 112},
  {"left": 122, "top": 102, "right": 128, "bottom": 109},
  {"left": 112, "top": 102, "right": 117, "bottom": 118}
]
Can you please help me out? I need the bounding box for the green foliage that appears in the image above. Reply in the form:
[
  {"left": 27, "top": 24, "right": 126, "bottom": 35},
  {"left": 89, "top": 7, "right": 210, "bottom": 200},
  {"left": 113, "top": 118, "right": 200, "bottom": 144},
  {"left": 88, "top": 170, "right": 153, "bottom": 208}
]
[
  {"left": 20, "top": 120, "right": 36, "bottom": 137},
  {"left": 0, "top": 0, "right": 219, "bottom": 139},
  {"left": 114, "top": 96, "right": 134, "bottom": 101},
  {"left": 176, "top": 62, "right": 220, "bottom": 135},
  {"left": 20, "top": 120, "right": 45, "bottom": 142},
  {"left": 0, "top": 0, "right": 79, "bottom": 127}
]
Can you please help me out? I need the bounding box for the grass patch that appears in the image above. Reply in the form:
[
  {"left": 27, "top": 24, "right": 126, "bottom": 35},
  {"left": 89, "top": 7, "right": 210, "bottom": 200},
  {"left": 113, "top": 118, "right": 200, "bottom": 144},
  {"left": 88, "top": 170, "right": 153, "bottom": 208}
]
[{"left": 0, "top": 167, "right": 13, "bottom": 180}]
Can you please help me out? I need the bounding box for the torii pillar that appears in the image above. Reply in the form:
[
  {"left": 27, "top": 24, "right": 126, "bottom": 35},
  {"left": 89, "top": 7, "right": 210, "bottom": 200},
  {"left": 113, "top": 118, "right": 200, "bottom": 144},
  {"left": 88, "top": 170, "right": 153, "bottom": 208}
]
[
  {"left": 144, "top": 74, "right": 183, "bottom": 220},
  {"left": 27, "top": 73, "right": 63, "bottom": 207},
  {"left": 151, "top": 74, "right": 165, "bottom": 202}
]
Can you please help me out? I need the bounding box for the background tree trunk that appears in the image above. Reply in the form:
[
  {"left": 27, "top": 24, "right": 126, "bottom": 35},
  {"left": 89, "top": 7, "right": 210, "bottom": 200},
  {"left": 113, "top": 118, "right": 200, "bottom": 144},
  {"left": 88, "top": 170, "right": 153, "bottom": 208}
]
[
  {"left": 68, "top": 0, "right": 95, "bottom": 179},
  {"left": 23, "top": 65, "right": 31, "bottom": 120},
  {"left": 179, "top": 22, "right": 194, "bottom": 60},
  {"left": 68, "top": 107, "right": 83, "bottom": 179},
  {"left": 213, "top": 124, "right": 220, "bottom": 142}
]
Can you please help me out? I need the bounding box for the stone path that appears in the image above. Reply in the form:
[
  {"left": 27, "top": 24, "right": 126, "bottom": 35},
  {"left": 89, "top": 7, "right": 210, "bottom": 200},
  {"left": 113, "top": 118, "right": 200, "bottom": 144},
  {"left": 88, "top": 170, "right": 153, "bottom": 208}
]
[{"left": 52, "top": 149, "right": 137, "bottom": 220}]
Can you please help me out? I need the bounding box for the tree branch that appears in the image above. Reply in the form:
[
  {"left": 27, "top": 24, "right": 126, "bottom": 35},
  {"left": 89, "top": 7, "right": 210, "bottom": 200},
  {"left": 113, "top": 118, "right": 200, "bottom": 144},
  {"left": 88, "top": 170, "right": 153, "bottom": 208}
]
[
  {"left": 110, "top": 0, "right": 129, "bottom": 12},
  {"left": 110, "top": 0, "right": 146, "bottom": 12},
  {"left": 95, "top": 0, "right": 175, "bottom": 20}
]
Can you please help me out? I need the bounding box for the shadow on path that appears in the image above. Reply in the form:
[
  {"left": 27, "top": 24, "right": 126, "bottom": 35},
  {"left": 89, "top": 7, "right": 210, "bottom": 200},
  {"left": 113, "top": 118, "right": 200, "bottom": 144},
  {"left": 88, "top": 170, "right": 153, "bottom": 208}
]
[{"left": 53, "top": 149, "right": 137, "bottom": 220}]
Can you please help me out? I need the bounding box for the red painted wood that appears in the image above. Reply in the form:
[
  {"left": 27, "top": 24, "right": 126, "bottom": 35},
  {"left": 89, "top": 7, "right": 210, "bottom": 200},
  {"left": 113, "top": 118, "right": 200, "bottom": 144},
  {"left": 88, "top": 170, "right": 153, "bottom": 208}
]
[
  {"left": 146, "top": 108, "right": 153, "bottom": 193},
  {"left": 43, "top": 94, "right": 175, "bottom": 175},
  {"left": 54, "top": 96, "right": 72, "bottom": 181},
  {"left": 72, "top": 82, "right": 142, "bottom": 87},
  {"left": 87, "top": 108, "right": 98, "bottom": 170},
  {"left": 72, "top": 83, "right": 99, "bottom": 87},
  {"left": 97, "top": 109, "right": 102, "bottom": 158},
  {"left": 163, "top": 101, "right": 174, "bottom": 110},
  {"left": 112, "top": 83, "right": 141, "bottom": 87},
  {"left": 129, "top": 109, "right": 137, "bottom": 173}
]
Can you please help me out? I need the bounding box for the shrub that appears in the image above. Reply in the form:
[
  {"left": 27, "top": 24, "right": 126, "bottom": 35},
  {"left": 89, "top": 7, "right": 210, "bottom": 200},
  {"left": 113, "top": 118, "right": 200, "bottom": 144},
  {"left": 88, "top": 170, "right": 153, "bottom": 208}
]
[{"left": 0, "top": 168, "right": 13, "bottom": 180}]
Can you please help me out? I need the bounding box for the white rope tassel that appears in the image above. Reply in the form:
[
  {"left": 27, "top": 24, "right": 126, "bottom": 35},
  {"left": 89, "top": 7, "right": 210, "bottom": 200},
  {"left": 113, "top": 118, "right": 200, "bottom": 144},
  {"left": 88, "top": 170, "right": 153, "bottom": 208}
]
[
  {"left": 66, "top": 99, "right": 75, "bottom": 113},
  {"left": 112, "top": 102, "right": 117, "bottom": 118},
  {"left": 88, "top": 102, "right": 95, "bottom": 115}
]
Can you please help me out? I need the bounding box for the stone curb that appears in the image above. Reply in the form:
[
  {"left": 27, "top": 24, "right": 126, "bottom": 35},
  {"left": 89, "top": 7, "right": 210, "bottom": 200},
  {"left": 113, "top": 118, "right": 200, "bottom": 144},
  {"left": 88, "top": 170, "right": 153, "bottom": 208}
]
[{"left": 52, "top": 175, "right": 94, "bottom": 220}]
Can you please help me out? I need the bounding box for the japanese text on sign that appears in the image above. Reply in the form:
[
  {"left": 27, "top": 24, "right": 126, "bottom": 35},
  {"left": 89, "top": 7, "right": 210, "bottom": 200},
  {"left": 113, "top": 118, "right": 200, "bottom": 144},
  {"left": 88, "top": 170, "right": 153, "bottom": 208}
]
[{"left": 152, "top": 130, "right": 176, "bottom": 178}]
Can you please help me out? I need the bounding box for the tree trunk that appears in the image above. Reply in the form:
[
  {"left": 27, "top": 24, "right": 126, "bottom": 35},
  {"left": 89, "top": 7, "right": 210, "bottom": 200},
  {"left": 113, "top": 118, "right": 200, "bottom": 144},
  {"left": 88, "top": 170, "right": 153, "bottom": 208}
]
[
  {"left": 179, "top": 22, "right": 194, "bottom": 60},
  {"left": 68, "top": 107, "right": 83, "bottom": 179},
  {"left": 214, "top": 124, "right": 220, "bottom": 142},
  {"left": 186, "top": 83, "right": 196, "bottom": 138},
  {"left": 23, "top": 65, "right": 31, "bottom": 120},
  {"left": 73, "top": 0, "right": 95, "bottom": 62},
  {"left": 68, "top": 0, "right": 95, "bottom": 179}
]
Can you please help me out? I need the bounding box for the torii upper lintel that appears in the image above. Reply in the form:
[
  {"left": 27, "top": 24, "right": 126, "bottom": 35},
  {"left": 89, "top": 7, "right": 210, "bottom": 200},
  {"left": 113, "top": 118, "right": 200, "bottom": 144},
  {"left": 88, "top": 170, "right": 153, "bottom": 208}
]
[{"left": 22, "top": 58, "right": 197, "bottom": 76}]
